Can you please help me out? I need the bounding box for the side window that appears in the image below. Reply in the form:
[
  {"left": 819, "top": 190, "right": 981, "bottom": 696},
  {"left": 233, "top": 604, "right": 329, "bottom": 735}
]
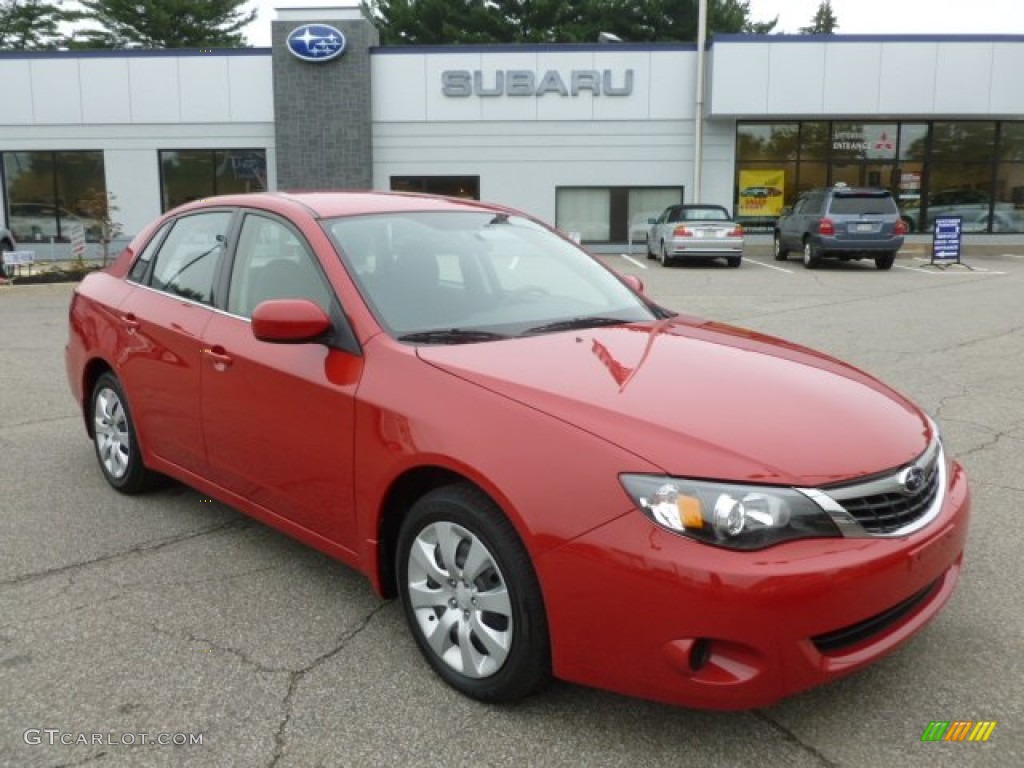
[
  {"left": 148, "top": 212, "right": 231, "bottom": 305},
  {"left": 127, "top": 221, "right": 171, "bottom": 283},
  {"left": 227, "top": 214, "right": 333, "bottom": 318}
]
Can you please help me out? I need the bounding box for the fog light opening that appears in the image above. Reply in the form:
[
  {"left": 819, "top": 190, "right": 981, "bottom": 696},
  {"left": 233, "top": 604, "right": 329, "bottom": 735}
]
[{"left": 689, "top": 638, "right": 711, "bottom": 672}]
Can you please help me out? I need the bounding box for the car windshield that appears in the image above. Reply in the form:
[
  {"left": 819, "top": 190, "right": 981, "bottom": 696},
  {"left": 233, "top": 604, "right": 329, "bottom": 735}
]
[{"left": 324, "top": 211, "right": 658, "bottom": 341}]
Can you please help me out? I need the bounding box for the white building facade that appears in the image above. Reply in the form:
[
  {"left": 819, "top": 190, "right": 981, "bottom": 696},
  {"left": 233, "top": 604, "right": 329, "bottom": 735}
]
[{"left": 1, "top": 6, "right": 1021, "bottom": 258}]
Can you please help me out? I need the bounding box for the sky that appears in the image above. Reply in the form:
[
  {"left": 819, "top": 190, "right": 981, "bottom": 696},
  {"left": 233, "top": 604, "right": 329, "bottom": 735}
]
[{"left": 242, "top": 0, "right": 1024, "bottom": 46}]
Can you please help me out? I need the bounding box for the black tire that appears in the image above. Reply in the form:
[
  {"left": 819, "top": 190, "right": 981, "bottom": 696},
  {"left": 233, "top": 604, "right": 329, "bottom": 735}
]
[
  {"left": 396, "top": 483, "right": 550, "bottom": 703},
  {"left": 90, "top": 372, "right": 160, "bottom": 494},
  {"left": 802, "top": 239, "right": 821, "bottom": 269},
  {"left": 645, "top": 238, "right": 656, "bottom": 260},
  {"left": 875, "top": 252, "right": 896, "bottom": 271},
  {"left": 773, "top": 232, "right": 788, "bottom": 261},
  {"left": 726, "top": 256, "right": 741, "bottom": 268},
  {"left": 659, "top": 241, "right": 671, "bottom": 267}
]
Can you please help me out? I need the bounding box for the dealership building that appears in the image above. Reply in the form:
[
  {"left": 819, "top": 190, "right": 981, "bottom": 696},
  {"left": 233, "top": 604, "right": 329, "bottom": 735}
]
[{"left": 1, "top": 5, "right": 1022, "bottom": 257}]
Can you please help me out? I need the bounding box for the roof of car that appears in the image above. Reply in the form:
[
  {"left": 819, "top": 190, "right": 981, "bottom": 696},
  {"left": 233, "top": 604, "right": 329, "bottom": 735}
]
[
  {"left": 177, "top": 190, "right": 511, "bottom": 219},
  {"left": 828, "top": 186, "right": 892, "bottom": 196}
]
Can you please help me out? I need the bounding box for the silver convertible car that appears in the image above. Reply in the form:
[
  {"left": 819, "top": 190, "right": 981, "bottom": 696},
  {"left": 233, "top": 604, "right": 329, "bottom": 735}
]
[{"left": 646, "top": 204, "right": 744, "bottom": 268}]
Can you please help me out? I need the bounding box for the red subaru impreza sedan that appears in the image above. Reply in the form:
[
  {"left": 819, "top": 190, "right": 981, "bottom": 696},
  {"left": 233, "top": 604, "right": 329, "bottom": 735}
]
[{"left": 65, "top": 192, "right": 970, "bottom": 709}]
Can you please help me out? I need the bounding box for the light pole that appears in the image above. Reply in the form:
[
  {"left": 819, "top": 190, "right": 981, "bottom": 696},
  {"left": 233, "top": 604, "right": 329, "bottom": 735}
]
[{"left": 693, "top": 0, "right": 708, "bottom": 203}]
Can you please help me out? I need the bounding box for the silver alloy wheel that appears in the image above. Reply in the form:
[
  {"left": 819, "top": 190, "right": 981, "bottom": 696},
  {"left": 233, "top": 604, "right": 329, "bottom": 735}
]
[
  {"left": 94, "top": 386, "right": 131, "bottom": 480},
  {"left": 406, "top": 521, "right": 513, "bottom": 679},
  {"left": 660, "top": 241, "right": 668, "bottom": 266}
]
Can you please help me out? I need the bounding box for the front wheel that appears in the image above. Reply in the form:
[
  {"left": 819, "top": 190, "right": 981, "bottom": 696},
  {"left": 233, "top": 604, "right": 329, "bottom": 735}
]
[
  {"left": 659, "top": 242, "right": 671, "bottom": 267},
  {"left": 875, "top": 252, "right": 896, "bottom": 270},
  {"left": 397, "top": 483, "right": 550, "bottom": 703},
  {"left": 91, "top": 372, "right": 160, "bottom": 494}
]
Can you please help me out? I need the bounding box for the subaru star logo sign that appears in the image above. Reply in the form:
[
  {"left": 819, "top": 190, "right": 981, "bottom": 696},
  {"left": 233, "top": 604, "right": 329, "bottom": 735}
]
[
  {"left": 286, "top": 24, "right": 346, "bottom": 63},
  {"left": 900, "top": 465, "right": 927, "bottom": 495}
]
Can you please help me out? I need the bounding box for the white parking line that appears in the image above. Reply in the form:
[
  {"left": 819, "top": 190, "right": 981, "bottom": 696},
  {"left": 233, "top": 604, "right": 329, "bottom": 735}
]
[
  {"left": 744, "top": 258, "right": 794, "bottom": 274},
  {"left": 895, "top": 265, "right": 942, "bottom": 275},
  {"left": 897, "top": 264, "right": 1007, "bottom": 276},
  {"left": 620, "top": 254, "right": 649, "bottom": 270}
]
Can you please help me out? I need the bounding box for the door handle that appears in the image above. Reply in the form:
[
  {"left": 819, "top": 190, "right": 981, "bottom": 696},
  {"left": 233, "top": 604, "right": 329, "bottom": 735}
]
[
  {"left": 202, "top": 345, "right": 233, "bottom": 371},
  {"left": 120, "top": 312, "right": 140, "bottom": 331}
]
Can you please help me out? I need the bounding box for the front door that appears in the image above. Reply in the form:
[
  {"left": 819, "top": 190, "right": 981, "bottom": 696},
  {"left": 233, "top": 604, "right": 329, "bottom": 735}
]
[{"left": 199, "top": 212, "right": 363, "bottom": 550}]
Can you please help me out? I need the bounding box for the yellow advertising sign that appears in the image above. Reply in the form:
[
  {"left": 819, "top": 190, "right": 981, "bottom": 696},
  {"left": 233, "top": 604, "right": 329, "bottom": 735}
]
[{"left": 738, "top": 170, "right": 785, "bottom": 217}]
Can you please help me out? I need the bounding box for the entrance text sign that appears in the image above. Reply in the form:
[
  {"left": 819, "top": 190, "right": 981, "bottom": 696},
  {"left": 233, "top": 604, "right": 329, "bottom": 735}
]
[{"left": 931, "top": 216, "right": 962, "bottom": 265}]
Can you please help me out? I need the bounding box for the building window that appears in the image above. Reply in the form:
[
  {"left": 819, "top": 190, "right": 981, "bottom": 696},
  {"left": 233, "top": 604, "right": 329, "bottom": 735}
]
[
  {"left": 160, "top": 149, "right": 267, "bottom": 212},
  {"left": 389, "top": 176, "right": 480, "bottom": 199},
  {"left": 736, "top": 120, "right": 1023, "bottom": 233},
  {"left": 556, "top": 187, "right": 684, "bottom": 243},
  {"left": 2, "top": 150, "right": 106, "bottom": 242},
  {"left": 995, "top": 123, "right": 1024, "bottom": 233}
]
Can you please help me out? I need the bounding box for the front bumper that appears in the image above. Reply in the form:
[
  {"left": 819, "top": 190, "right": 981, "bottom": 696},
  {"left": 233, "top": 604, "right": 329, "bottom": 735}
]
[{"left": 537, "top": 461, "right": 969, "bottom": 710}]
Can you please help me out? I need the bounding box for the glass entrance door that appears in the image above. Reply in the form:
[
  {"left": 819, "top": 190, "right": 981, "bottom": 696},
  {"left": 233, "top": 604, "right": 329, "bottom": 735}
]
[{"left": 831, "top": 162, "right": 896, "bottom": 189}]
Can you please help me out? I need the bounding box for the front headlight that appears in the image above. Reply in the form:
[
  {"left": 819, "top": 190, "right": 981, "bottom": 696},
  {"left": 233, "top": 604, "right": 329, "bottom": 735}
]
[{"left": 620, "top": 474, "right": 841, "bottom": 550}]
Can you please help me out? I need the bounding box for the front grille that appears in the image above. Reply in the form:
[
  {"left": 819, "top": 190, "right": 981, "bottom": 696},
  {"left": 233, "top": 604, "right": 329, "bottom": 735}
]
[
  {"left": 812, "top": 578, "right": 940, "bottom": 653},
  {"left": 814, "top": 438, "right": 945, "bottom": 537},
  {"left": 839, "top": 463, "right": 940, "bottom": 534}
]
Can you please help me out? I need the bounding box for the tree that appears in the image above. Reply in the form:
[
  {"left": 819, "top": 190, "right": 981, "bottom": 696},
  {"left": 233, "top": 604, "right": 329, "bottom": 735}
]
[
  {"left": 800, "top": 1, "right": 839, "bottom": 34},
  {"left": 77, "top": 188, "right": 123, "bottom": 266},
  {"left": 73, "top": 0, "right": 256, "bottom": 48},
  {"left": 0, "top": 1, "right": 80, "bottom": 50},
  {"left": 364, "top": 0, "right": 776, "bottom": 45}
]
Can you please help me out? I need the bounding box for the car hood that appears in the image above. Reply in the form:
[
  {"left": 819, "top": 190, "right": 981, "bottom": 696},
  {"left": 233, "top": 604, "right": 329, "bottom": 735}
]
[{"left": 416, "top": 317, "right": 930, "bottom": 487}]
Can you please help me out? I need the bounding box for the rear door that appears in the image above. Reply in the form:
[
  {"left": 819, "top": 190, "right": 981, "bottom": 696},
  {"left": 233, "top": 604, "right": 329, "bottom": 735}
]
[
  {"left": 829, "top": 191, "right": 899, "bottom": 242},
  {"left": 117, "top": 210, "right": 233, "bottom": 474}
]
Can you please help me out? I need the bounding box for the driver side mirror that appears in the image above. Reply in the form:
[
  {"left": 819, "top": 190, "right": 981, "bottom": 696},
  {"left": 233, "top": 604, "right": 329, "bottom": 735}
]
[
  {"left": 251, "top": 299, "right": 332, "bottom": 343},
  {"left": 620, "top": 274, "right": 645, "bottom": 295}
]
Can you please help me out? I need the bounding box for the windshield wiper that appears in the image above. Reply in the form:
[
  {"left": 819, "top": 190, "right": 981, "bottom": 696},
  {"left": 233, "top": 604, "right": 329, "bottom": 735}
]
[
  {"left": 522, "top": 316, "right": 627, "bottom": 336},
  {"left": 397, "top": 328, "right": 508, "bottom": 344}
]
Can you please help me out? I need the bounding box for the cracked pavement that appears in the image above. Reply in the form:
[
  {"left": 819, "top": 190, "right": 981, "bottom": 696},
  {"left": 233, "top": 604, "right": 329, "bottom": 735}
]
[{"left": 2, "top": 254, "right": 1022, "bottom": 766}]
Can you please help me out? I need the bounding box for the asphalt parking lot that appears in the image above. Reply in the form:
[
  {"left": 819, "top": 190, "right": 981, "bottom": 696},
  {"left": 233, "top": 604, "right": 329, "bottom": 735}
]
[{"left": 2, "top": 246, "right": 1022, "bottom": 767}]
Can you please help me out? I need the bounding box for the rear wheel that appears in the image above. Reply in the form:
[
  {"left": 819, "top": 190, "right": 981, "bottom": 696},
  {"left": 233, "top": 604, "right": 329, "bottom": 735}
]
[
  {"left": 659, "top": 242, "right": 670, "bottom": 267},
  {"left": 90, "top": 372, "right": 160, "bottom": 494},
  {"left": 726, "top": 256, "right": 741, "bottom": 268},
  {"left": 802, "top": 239, "right": 821, "bottom": 269},
  {"left": 875, "top": 252, "right": 896, "bottom": 270},
  {"left": 397, "top": 483, "right": 550, "bottom": 703},
  {"left": 773, "top": 233, "right": 788, "bottom": 261},
  {"left": 645, "top": 237, "right": 656, "bottom": 260}
]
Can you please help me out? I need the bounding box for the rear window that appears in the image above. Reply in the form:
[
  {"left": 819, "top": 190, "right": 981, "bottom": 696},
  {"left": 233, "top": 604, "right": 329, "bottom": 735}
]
[{"left": 829, "top": 193, "right": 898, "bottom": 215}]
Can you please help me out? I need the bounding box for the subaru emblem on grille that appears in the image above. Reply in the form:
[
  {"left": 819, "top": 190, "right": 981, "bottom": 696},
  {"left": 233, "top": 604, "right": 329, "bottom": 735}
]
[{"left": 900, "top": 466, "right": 926, "bottom": 495}]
